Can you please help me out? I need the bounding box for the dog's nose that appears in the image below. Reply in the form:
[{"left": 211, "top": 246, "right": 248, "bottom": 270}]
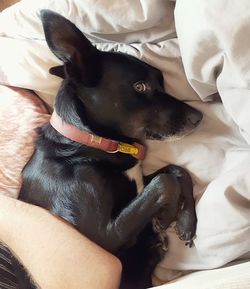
[{"left": 187, "top": 111, "right": 203, "bottom": 127}]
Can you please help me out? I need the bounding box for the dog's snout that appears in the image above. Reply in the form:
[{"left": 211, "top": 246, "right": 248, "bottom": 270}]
[{"left": 187, "top": 110, "right": 203, "bottom": 127}]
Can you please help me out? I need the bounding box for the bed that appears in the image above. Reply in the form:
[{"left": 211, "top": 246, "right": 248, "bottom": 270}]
[{"left": 0, "top": 0, "right": 250, "bottom": 288}]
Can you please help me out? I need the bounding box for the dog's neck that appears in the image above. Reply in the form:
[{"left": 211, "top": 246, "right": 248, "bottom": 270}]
[{"left": 50, "top": 110, "right": 146, "bottom": 160}]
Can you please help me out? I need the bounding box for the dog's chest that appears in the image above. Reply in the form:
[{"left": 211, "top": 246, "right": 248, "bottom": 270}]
[{"left": 124, "top": 162, "right": 144, "bottom": 193}]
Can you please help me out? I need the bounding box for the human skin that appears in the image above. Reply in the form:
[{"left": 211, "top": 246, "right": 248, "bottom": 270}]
[{"left": 0, "top": 194, "right": 122, "bottom": 289}]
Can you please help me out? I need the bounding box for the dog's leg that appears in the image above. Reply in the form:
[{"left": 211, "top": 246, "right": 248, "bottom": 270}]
[
  {"left": 106, "top": 173, "right": 181, "bottom": 253},
  {"left": 144, "top": 165, "right": 197, "bottom": 246},
  {"left": 119, "top": 224, "right": 164, "bottom": 289}
]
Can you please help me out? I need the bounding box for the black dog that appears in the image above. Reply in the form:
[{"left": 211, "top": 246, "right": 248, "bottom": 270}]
[{"left": 16, "top": 10, "right": 202, "bottom": 289}]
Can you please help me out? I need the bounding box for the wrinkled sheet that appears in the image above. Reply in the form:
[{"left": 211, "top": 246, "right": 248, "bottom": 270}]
[
  {"left": 151, "top": 260, "right": 250, "bottom": 289},
  {"left": 0, "top": 0, "right": 250, "bottom": 285}
]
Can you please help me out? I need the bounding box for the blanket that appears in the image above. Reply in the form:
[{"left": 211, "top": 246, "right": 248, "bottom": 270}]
[{"left": 0, "top": 0, "right": 250, "bottom": 285}]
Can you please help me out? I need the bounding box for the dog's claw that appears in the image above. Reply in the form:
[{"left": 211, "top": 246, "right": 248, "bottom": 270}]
[
  {"left": 174, "top": 224, "right": 195, "bottom": 247},
  {"left": 185, "top": 239, "right": 194, "bottom": 248}
]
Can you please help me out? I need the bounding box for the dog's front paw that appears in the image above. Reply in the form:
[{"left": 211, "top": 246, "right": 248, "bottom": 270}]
[
  {"left": 175, "top": 209, "right": 197, "bottom": 248},
  {"left": 149, "top": 173, "right": 181, "bottom": 205}
]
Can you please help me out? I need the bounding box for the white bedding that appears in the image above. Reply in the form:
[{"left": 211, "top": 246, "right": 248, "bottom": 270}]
[{"left": 1, "top": 0, "right": 250, "bottom": 285}]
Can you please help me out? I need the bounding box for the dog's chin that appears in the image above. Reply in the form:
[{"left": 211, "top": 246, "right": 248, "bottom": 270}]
[{"left": 145, "top": 128, "right": 196, "bottom": 142}]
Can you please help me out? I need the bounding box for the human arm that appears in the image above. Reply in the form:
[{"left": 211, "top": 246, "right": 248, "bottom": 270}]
[{"left": 0, "top": 194, "right": 122, "bottom": 289}]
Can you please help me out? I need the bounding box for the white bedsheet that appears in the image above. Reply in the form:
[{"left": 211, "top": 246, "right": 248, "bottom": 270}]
[{"left": 1, "top": 0, "right": 250, "bottom": 285}]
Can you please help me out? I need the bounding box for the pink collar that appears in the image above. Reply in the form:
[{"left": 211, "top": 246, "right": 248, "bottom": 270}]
[{"left": 50, "top": 110, "right": 146, "bottom": 160}]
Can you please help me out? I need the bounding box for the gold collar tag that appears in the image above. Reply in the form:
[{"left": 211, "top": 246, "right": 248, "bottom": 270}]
[{"left": 117, "top": 143, "right": 139, "bottom": 155}]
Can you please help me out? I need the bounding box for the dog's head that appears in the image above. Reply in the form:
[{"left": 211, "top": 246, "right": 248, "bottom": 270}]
[{"left": 41, "top": 10, "right": 202, "bottom": 142}]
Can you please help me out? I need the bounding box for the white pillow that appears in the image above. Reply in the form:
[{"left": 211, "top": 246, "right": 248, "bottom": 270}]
[{"left": 175, "top": 0, "right": 250, "bottom": 144}]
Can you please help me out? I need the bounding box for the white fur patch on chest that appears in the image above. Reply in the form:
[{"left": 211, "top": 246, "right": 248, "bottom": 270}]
[{"left": 124, "top": 162, "right": 144, "bottom": 193}]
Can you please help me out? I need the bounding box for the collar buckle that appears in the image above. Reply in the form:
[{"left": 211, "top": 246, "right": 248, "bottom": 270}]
[{"left": 90, "top": 135, "right": 102, "bottom": 144}]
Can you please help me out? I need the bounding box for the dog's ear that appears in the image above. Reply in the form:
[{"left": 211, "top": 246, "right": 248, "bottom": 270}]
[
  {"left": 40, "top": 9, "right": 101, "bottom": 86},
  {"left": 49, "top": 65, "right": 65, "bottom": 79}
]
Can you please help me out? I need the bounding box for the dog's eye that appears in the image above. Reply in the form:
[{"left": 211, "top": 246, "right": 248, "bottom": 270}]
[{"left": 133, "top": 81, "right": 150, "bottom": 93}]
